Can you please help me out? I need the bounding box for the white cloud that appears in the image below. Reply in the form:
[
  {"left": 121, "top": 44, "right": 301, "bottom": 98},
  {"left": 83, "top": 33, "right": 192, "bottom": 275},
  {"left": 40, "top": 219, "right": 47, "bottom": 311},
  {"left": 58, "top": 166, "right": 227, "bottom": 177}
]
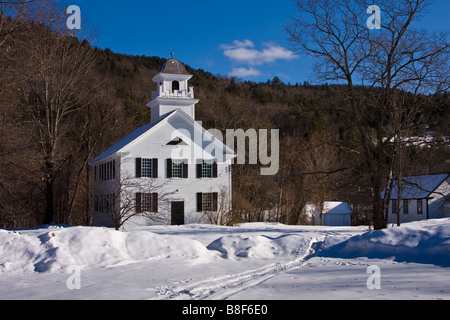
[
  {"left": 229, "top": 67, "right": 262, "bottom": 78},
  {"left": 221, "top": 40, "right": 298, "bottom": 66},
  {"left": 220, "top": 39, "right": 255, "bottom": 50},
  {"left": 260, "top": 44, "right": 297, "bottom": 63}
]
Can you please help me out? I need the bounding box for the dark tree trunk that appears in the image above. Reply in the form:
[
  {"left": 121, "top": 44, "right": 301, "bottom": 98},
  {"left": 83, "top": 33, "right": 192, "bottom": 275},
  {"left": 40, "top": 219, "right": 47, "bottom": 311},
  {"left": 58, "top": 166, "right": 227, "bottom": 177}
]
[{"left": 44, "top": 178, "right": 54, "bottom": 224}]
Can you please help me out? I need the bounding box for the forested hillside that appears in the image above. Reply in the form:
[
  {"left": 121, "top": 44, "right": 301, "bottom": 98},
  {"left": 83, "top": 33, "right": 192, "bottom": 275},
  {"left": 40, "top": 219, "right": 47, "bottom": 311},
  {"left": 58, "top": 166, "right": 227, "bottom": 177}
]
[{"left": 0, "top": 7, "right": 448, "bottom": 228}]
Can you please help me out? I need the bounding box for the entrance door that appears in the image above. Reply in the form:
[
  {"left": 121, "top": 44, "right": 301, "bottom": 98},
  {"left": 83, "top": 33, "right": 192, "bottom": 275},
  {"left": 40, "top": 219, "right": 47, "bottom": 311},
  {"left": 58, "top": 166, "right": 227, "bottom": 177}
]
[{"left": 171, "top": 201, "right": 185, "bottom": 225}]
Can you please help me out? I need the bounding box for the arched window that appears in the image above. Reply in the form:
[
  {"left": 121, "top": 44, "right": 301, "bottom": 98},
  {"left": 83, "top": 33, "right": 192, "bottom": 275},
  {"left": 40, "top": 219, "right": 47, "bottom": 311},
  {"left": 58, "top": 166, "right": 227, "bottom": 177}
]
[{"left": 172, "top": 81, "right": 180, "bottom": 92}]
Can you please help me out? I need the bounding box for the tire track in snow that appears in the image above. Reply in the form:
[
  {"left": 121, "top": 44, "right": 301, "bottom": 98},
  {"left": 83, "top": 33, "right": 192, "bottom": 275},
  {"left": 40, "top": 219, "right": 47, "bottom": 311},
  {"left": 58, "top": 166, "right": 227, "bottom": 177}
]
[{"left": 150, "top": 236, "right": 325, "bottom": 300}]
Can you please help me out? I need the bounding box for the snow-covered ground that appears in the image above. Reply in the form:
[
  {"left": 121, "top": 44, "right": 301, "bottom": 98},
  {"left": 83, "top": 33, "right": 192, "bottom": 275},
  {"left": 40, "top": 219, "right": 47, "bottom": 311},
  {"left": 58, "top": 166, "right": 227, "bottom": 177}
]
[{"left": 0, "top": 219, "right": 449, "bottom": 300}]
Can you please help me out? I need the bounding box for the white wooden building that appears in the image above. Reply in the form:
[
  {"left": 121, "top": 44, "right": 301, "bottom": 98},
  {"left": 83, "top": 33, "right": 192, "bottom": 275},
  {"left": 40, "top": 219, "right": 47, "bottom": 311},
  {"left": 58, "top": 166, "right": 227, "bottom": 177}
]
[
  {"left": 89, "top": 58, "right": 235, "bottom": 228},
  {"left": 384, "top": 173, "right": 450, "bottom": 224},
  {"left": 311, "top": 201, "right": 352, "bottom": 227}
]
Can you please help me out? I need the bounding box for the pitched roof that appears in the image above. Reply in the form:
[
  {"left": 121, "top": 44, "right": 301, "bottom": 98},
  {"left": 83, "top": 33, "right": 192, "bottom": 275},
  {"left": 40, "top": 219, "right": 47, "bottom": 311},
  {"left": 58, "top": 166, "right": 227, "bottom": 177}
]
[
  {"left": 388, "top": 173, "right": 449, "bottom": 199},
  {"left": 321, "top": 202, "right": 352, "bottom": 215},
  {"left": 89, "top": 111, "right": 175, "bottom": 164},
  {"left": 89, "top": 109, "right": 236, "bottom": 164}
]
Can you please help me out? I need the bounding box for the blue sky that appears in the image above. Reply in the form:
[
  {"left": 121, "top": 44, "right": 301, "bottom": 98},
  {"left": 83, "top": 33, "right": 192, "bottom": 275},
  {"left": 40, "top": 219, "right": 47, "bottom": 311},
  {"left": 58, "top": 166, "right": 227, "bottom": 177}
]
[{"left": 72, "top": 0, "right": 449, "bottom": 84}]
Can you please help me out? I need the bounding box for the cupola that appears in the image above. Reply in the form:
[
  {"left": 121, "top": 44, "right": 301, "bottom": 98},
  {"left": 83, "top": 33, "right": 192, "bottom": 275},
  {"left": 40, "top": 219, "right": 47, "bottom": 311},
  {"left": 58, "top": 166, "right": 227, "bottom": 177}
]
[{"left": 147, "top": 55, "right": 199, "bottom": 124}]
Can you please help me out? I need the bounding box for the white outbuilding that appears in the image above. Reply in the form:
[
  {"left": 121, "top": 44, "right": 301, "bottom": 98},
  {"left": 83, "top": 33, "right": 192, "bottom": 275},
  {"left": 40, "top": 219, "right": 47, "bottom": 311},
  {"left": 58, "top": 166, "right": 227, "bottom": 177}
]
[
  {"left": 313, "top": 201, "right": 352, "bottom": 227},
  {"left": 89, "top": 58, "right": 236, "bottom": 228},
  {"left": 383, "top": 173, "right": 450, "bottom": 224}
]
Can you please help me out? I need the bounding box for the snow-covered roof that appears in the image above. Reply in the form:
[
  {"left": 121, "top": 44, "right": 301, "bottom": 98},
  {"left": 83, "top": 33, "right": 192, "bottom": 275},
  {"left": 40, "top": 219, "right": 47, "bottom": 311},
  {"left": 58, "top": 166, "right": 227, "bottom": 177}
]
[
  {"left": 319, "top": 202, "right": 352, "bottom": 215},
  {"left": 388, "top": 173, "right": 449, "bottom": 200}
]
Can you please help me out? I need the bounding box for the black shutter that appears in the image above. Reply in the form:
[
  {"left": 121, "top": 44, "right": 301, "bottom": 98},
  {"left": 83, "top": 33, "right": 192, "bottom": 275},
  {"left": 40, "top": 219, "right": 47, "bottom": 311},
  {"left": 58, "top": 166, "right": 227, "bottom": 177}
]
[
  {"left": 196, "top": 160, "right": 202, "bottom": 178},
  {"left": 136, "top": 158, "right": 142, "bottom": 178},
  {"left": 136, "top": 193, "right": 142, "bottom": 213},
  {"left": 197, "top": 193, "right": 203, "bottom": 212},
  {"left": 152, "top": 159, "right": 158, "bottom": 178},
  {"left": 212, "top": 193, "right": 218, "bottom": 211},
  {"left": 183, "top": 160, "right": 188, "bottom": 179},
  {"left": 152, "top": 193, "right": 158, "bottom": 212},
  {"left": 167, "top": 159, "right": 172, "bottom": 178},
  {"left": 213, "top": 160, "right": 218, "bottom": 178}
]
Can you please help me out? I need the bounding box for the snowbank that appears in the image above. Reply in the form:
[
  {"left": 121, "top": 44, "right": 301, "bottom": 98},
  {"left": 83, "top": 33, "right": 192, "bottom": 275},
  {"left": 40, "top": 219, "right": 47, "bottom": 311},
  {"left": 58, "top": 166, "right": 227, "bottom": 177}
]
[
  {"left": 206, "top": 234, "right": 312, "bottom": 260},
  {"left": 0, "top": 226, "right": 218, "bottom": 274},
  {"left": 319, "top": 219, "right": 450, "bottom": 267},
  {"left": 0, "top": 225, "right": 316, "bottom": 274},
  {"left": 1, "top": 219, "right": 449, "bottom": 276}
]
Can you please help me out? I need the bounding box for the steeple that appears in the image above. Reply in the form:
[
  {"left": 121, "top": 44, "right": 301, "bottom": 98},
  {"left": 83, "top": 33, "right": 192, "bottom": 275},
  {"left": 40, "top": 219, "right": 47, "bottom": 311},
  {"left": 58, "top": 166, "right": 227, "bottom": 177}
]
[{"left": 147, "top": 57, "right": 199, "bottom": 124}]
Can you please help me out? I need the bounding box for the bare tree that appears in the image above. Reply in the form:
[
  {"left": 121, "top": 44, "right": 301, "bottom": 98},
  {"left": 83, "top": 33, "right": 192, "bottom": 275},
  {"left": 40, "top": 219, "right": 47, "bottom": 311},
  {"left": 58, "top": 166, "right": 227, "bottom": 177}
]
[
  {"left": 94, "top": 174, "right": 169, "bottom": 231},
  {"left": 299, "top": 131, "right": 345, "bottom": 225},
  {"left": 14, "top": 10, "right": 100, "bottom": 224},
  {"left": 286, "top": 0, "right": 450, "bottom": 229},
  {"left": 0, "top": 0, "right": 58, "bottom": 96},
  {"left": 202, "top": 187, "right": 234, "bottom": 226},
  {"left": 0, "top": 0, "right": 56, "bottom": 48}
]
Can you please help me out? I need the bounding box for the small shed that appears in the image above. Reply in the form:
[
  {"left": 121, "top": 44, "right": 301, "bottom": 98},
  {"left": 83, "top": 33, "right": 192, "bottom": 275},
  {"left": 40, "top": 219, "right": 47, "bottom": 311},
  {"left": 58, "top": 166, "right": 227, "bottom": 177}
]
[{"left": 314, "top": 201, "right": 352, "bottom": 226}]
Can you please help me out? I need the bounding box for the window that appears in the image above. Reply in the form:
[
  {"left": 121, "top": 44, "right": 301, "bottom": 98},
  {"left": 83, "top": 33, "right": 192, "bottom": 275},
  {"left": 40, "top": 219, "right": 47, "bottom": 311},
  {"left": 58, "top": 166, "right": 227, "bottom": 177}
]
[
  {"left": 172, "top": 81, "right": 180, "bottom": 92},
  {"left": 141, "top": 193, "right": 154, "bottom": 212},
  {"left": 202, "top": 160, "right": 213, "bottom": 178},
  {"left": 417, "top": 199, "right": 423, "bottom": 215},
  {"left": 166, "top": 137, "right": 187, "bottom": 146},
  {"left": 135, "top": 193, "right": 158, "bottom": 213},
  {"left": 172, "top": 159, "right": 183, "bottom": 178},
  {"left": 167, "top": 159, "right": 188, "bottom": 178},
  {"left": 403, "top": 200, "right": 409, "bottom": 215},
  {"left": 196, "top": 159, "right": 218, "bottom": 178},
  {"left": 93, "top": 193, "right": 116, "bottom": 213},
  {"left": 95, "top": 160, "right": 116, "bottom": 182},
  {"left": 392, "top": 200, "right": 398, "bottom": 214},
  {"left": 141, "top": 159, "right": 153, "bottom": 178},
  {"left": 136, "top": 158, "right": 158, "bottom": 178},
  {"left": 197, "top": 192, "right": 218, "bottom": 212}
]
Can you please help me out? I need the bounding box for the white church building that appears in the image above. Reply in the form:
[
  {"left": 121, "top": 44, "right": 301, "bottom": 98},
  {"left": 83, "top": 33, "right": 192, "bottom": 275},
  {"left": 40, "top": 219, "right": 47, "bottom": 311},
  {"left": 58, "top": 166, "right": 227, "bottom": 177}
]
[{"left": 89, "top": 58, "right": 235, "bottom": 228}]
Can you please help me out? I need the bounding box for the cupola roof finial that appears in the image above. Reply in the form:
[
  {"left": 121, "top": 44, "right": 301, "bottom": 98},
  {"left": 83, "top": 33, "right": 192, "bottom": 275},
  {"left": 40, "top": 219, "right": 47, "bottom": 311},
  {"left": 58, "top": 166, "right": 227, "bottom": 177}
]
[{"left": 159, "top": 54, "right": 191, "bottom": 75}]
